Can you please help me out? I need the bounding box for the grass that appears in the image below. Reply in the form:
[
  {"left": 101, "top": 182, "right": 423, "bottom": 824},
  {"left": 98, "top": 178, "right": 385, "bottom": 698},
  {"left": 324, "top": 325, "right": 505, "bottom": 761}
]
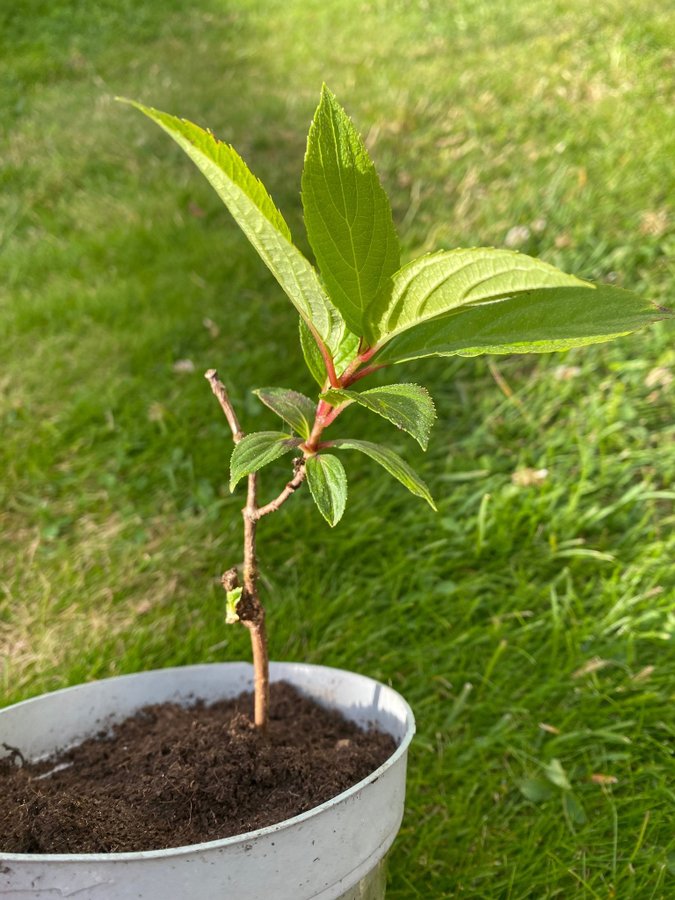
[{"left": 1, "top": 0, "right": 674, "bottom": 895}]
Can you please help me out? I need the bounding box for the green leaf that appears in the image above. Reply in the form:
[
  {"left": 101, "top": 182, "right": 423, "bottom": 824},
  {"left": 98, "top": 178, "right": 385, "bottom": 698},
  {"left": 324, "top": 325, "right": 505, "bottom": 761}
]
[
  {"left": 225, "top": 586, "right": 242, "bottom": 625},
  {"left": 368, "top": 248, "right": 584, "bottom": 343},
  {"left": 366, "top": 248, "right": 671, "bottom": 364},
  {"left": 519, "top": 778, "right": 554, "bottom": 803},
  {"left": 329, "top": 439, "right": 436, "bottom": 509},
  {"left": 305, "top": 454, "right": 348, "bottom": 526},
  {"left": 229, "top": 432, "right": 301, "bottom": 491},
  {"left": 299, "top": 318, "right": 329, "bottom": 386},
  {"left": 544, "top": 758, "right": 572, "bottom": 791},
  {"left": 302, "top": 86, "right": 400, "bottom": 340},
  {"left": 120, "top": 99, "right": 345, "bottom": 355},
  {"left": 373, "top": 284, "right": 670, "bottom": 366},
  {"left": 254, "top": 387, "right": 316, "bottom": 440},
  {"left": 322, "top": 383, "right": 436, "bottom": 450}
]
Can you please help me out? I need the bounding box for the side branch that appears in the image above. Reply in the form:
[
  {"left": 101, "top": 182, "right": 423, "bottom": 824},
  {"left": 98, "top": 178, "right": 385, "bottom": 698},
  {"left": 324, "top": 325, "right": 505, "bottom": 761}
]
[
  {"left": 205, "top": 369, "right": 244, "bottom": 443},
  {"left": 255, "top": 461, "right": 306, "bottom": 519}
]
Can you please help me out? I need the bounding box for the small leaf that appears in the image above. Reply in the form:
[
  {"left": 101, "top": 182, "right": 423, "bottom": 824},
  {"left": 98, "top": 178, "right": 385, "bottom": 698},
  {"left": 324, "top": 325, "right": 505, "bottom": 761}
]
[
  {"left": 544, "top": 758, "right": 572, "bottom": 791},
  {"left": 322, "top": 383, "right": 436, "bottom": 449},
  {"left": 225, "top": 586, "right": 242, "bottom": 624},
  {"left": 299, "top": 318, "right": 328, "bottom": 386},
  {"left": 120, "top": 99, "right": 346, "bottom": 355},
  {"left": 519, "top": 778, "right": 554, "bottom": 803},
  {"left": 305, "top": 454, "right": 348, "bottom": 526},
  {"left": 330, "top": 439, "right": 436, "bottom": 509},
  {"left": 302, "top": 85, "right": 400, "bottom": 340},
  {"left": 333, "top": 328, "right": 362, "bottom": 377},
  {"left": 229, "top": 432, "right": 301, "bottom": 491},
  {"left": 254, "top": 387, "right": 316, "bottom": 440},
  {"left": 563, "top": 792, "right": 587, "bottom": 826}
]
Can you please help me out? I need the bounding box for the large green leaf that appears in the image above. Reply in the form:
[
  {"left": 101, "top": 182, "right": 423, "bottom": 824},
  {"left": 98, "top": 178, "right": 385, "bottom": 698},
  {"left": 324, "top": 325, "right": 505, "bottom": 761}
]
[
  {"left": 366, "top": 248, "right": 670, "bottom": 360},
  {"left": 329, "top": 439, "right": 436, "bottom": 509},
  {"left": 371, "top": 283, "right": 671, "bottom": 366},
  {"left": 254, "top": 387, "right": 317, "bottom": 440},
  {"left": 366, "top": 248, "right": 587, "bottom": 345},
  {"left": 302, "top": 86, "right": 400, "bottom": 340},
  {"left": 121, "top": 99, "right": 345, "bottom": 354},
  {"left": 305, "top": 454, "right": 348, "bottom": 526},
  {"left": 229, "top": 432, "right": 301, "bottom": 491},
  {"left": 322, "top": 383, "right": 436, "bottom": 450}
]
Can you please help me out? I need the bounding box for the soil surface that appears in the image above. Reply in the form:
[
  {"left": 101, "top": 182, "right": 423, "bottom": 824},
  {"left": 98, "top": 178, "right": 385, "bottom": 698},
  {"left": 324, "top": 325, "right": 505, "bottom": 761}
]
[{"left": 0, "top": 682, "right": 396, "bottom": 853}]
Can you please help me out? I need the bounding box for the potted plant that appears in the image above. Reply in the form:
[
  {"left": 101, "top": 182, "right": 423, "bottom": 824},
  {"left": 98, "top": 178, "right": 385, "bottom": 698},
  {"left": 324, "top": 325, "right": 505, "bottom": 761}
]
[{"left": 1, "top": 86, "right": 670, "bottom": 898}]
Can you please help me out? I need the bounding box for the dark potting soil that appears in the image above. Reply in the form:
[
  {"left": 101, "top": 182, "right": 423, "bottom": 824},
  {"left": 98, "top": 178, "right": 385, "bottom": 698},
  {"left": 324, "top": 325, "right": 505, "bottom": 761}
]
[{"left": 0, "top": 682, "right": 396, "bottom": 854}]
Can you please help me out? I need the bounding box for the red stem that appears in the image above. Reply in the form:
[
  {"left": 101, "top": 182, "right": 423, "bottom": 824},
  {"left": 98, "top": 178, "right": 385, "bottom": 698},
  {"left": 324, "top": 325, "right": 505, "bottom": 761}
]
[
  {"left": 341, "top": 363, "right": 385, "bottom": 387},
  {"left": 309, "top": 326, "right": 340, "bottom": 389},
  {"left": 322, "top": 403, "right": 347, "bottom": 426},
  {"left": 358, "top": 345, "right": 379, "bottom": 365}
]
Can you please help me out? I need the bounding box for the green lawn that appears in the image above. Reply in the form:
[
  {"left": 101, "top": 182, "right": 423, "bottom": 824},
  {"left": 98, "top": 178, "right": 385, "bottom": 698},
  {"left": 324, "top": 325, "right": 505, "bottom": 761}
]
[{"left": 2, "top": 0, "right": 674, "bottom": 896}]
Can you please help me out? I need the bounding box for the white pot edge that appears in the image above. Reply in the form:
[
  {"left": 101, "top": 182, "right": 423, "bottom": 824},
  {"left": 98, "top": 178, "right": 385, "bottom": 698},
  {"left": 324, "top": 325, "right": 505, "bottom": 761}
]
[{"left": 0, "top": 662, "right": 415, "bottom": 880}]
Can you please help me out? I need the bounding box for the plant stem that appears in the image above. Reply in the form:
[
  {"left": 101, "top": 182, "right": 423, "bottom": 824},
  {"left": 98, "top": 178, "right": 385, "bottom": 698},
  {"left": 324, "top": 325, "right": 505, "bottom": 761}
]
[
  {"left": 204, "top": 369, "right": 244, "bottom": 441},
  {"left": 205, "top": 370, "right": 269, "bottom": 730},
  {"left": 256, "top": 461, "right": 306, "bottom": 518},
  {"left": 204, "top": 366, "right": 350, "bottom": 729},
  {"left": 342, "top": 363, "right": 385, "bottom": 387},
  {"left": 338, "top": 345, "right": 381, "bottom": 387},
  {"left": 206, "top": 370, "right": 317, "bottom": 732},
  {"left": 240, "top": 473, "right": 270, "bottom": 731},
  {"left": 304, "top": 399, "right": 332, "bottom": 452}
]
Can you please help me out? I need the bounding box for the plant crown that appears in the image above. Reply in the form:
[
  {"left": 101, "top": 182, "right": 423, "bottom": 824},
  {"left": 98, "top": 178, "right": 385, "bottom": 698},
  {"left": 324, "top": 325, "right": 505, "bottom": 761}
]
[{"left": 121, "top": 86, "right": 669, "bottom": 530}]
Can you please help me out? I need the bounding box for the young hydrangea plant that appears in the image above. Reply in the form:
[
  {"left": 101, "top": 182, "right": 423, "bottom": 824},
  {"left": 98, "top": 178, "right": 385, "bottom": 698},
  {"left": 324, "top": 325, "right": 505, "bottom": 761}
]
[{"left": 120, "top": 86, "right": 670, "bottom": 730}]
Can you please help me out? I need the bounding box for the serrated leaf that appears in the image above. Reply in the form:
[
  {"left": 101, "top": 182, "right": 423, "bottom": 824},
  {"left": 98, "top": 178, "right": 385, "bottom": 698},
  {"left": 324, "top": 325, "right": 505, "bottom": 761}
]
[
  {"left": 120, "top": 99, "right": 345, "bottom": 355},
  {"left": 302, "top": 85, "right": 400, "bottom": 340},
  {"left": 368, "top": 248, "right": 585, "bottom": 343},
  {"left": 229, "top": 432, "right": 301, "bottom": 491},
  {"left": 322, "top": 383, "right": 436, "bottom": 449},
  {"left": 367, "top": 249, "right": 670, "bottom": 364},
  {"left": 305, "top": 454, "right": 348, "bottom": 526},
  {"left": 563, "top": 791, "right": 587, "bottom": 826},
  {"left": 254, "top": 387, "right": 316, "bottom": 440},
  {"left": 519, "top": 778, "right": 554, "bottom": 803},
  {"left": 544, "top": 758, "right": 572, "bottom": 791},
  {"left": 373, "top": 284, "right": 669, "bottom": 365},
  {"left": 329, "top": 439, "right": 436, "bottom": 509}
]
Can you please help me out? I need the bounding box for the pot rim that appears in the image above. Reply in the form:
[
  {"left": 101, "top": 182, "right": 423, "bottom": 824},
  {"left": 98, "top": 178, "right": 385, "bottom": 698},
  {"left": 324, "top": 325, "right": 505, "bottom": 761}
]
[{"left": 1, "top": 661, "right": 415, "bottom": 863}]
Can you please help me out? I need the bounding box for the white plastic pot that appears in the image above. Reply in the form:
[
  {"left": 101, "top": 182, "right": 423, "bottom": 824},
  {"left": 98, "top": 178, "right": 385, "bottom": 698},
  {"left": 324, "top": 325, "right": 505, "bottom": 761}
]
[{"left": 0, "top": 662, "right": 415, "bottom": 899}]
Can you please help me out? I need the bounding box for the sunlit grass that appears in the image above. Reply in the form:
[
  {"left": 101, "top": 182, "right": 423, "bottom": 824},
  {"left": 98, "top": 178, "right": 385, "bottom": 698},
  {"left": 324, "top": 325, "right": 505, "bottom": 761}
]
[{"left": 1, "top": 0, "right": 674, "bottom": 895}]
